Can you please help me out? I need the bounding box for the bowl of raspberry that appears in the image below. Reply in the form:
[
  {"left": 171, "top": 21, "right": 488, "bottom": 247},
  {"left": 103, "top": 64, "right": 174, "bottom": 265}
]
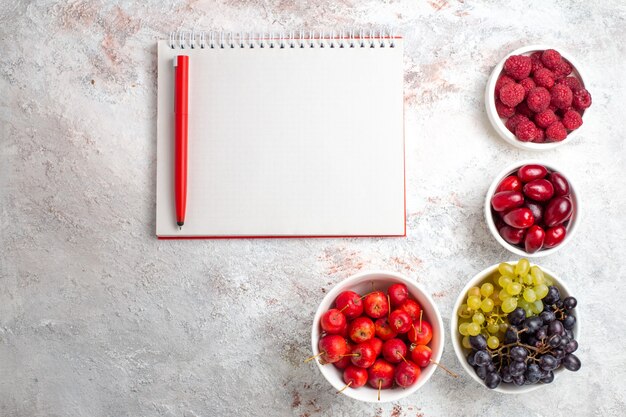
[
  {"left": 485, "top": 160, "right": 580, "bottom": 257},
  {"left": 485, "top": 45, "right": 592, "bottom": 150}
]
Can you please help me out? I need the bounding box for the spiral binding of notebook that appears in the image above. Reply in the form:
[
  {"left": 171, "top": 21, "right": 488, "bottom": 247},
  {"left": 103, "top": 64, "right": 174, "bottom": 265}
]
[{"left": 168, "top": 29, "right": 398, "bottom": 50}]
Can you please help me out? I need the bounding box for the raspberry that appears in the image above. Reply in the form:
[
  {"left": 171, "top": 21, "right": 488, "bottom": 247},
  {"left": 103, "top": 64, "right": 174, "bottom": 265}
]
[
  {"left": 519, "top": 78, "right": 536, "bottom": 96},
  {"left": 516, "top": 100, "right": 535, "bottom": 118},
  {"left": 499, "top": 83, "right": 525, "bottom": 107},
  {"left": 495, "top": 75, "right": 515, "bottom": 95},
  {"left": 533, "top": 68, "right": 555, "bottom": 89},
  {"left": 554, "top": 60, "right": 573, "bottom": 78},
  {"left": 504, "top": 55, "right": 532, "bottom": 80},
  {"left": 534, "top": 128, "right": 546, "bottom": 143},
  {"left": 562, "top": 110, "right": 583, "bottom": 130},
  {"left": 550, "top": 84, "right": 573, "bottom": 109},
  {"left": 505, "top": 114, "right": 530, "bottom": 133},
  {"left": 546, "top": 121, "right": 568, "bottom": 141},
  {"left": 534, "top": 109, "right": 558, "bottom": 129},
  {"left": 526, "top": 87, "right": 551, "bottom": 113},
  {"left": 495, "top": 98, "right": 515, "bottom": 118},
  {"left": 556, "top": 106, "right": 572, "bottom": 117},
  {"left": 530, "top": 52, "right": 544, "bottom": 73},
  {"left": 515, "top": 119, "right": 538, "bottom": 142},
  {"left": 541, "top": 49, "right": 562, "bottom": 70},
  {"left": 572, "top": 88, "right": 592, "bottom": 110},
  {"left": 556, "top": 76, "right": 582, "bottom": 92}
]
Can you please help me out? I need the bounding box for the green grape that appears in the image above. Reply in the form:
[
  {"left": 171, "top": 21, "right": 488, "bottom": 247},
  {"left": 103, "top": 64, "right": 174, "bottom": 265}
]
[
  {"left": 498, "top": 262, "right": 515, "bottom": 278},
  {"left": 498, "top": 275, "right": 512, "bottom": 288},
  {"left": 462, "top": 335, "right": 472, "bottom": 349},
  {"left": 459, "top": 322, "right": 470, "bottom": 336},
  {"left": 472, "top": 312, "right": 485, "bottom": 325},
  {"left": 458, "top": 303, "right": 472, "bottom": 318},
  {"left": 502, "top": 297, "right": 518, "bottom": 313},
  {"left": 499, "top": 323, "right": 508, "bottom": 333},
  {"left": 534, "top": 284, "right": 549, "bottom": 299},
  {"left": 522, "top": 274, "right": 533, "bottom": 285},
  {"left": 492, "top": 274, "right": 501, "bottom": 286},
  {"left": 523, "top": 288, "right": 537, "bottom": 302},
  {"left": 481, "top": 298, "right": 494, "bottom": 313},
  {"left": 487, "top": 323, "right": 500, "bottom": 334},
  {"left": 480, "top": 283, "right": 494, "bottom": 297},
  {"left": 518, "top": 299, "right": 530, "bottom": 311},
  {"left": 492, "top": 295, "right": 502, "bottom": 307},
  {"left": 467, "top": 323, "right": 481, "bottom": 336},
  {"left": 532, "top": 300, "right": 543, "bottom": 314},
  {"left": 467, "top": 295, "right": 482, "bottom": 310},
  {"left": 468, "top": 286, "right": 481, "bottom": 297},
  {"left": 515, "top": 258, "right": 530, "bottom": 277},
  {"left": 524, "top": 308, "right": 533, "bottom": 317},
  {"left": 531, "top": 266, "right": 545, "bottom": 285},
  {"left": 487, "top": 336, "right": 500, "bottom": 349},
  {"left": 506, "top": 282, "right": 522, "bottom": 295},
  {"left": 498, "top": 289, "right": 511, "bottom": 301}
]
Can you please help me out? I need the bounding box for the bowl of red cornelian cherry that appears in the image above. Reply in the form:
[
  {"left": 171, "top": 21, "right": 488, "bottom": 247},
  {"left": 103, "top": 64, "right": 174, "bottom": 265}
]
[{"left": 307, "top": 271, "right": 450, "bottom": 402}]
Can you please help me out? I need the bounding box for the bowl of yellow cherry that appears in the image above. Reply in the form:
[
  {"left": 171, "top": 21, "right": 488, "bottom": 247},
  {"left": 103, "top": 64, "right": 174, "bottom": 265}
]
[{"left": 450, "top": 259, "right": 581, "bottom": 393}]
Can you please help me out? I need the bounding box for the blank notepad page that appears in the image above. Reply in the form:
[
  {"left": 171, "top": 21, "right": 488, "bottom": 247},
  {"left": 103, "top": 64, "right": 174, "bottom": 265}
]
[{"left": 156, "top": 36, "right": 405, "bottom": 237}]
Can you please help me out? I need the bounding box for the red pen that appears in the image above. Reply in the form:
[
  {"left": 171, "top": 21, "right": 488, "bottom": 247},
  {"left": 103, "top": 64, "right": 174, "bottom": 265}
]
[{"left": 174, "top": 55, "right": 189, "bottom": 229}]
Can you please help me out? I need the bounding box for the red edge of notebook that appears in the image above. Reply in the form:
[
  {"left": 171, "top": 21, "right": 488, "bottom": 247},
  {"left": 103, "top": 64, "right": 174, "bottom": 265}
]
[{"left": 158, "top": 36, "right": 406, "bottom": 240}]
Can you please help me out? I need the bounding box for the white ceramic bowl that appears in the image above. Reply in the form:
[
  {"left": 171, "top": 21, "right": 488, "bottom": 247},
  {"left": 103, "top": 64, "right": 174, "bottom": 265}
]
[
  {"left": 311, "top": 270, "right": 444, "bottom": 403},
  {"left": 485, "top": 44, "right": 589, "bottom": 150},
  {"left": 450, "top": 262, "right": 580, "bottom": 394},
  {"left": 485, "top": 160, "right": 580, "bottom": 258}
]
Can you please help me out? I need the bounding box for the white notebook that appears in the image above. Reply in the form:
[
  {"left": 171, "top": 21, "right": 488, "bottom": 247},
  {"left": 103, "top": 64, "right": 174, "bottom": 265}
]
[{"left": 156, "top": 32, "right": 405, "bottom": 238}]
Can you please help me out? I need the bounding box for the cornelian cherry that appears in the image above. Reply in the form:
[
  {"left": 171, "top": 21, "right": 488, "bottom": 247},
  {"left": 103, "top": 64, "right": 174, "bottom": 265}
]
[
  {"left": 374, "top": 317, "right": 398, "bottom": 341},
  {"left": 410, "top": 344, "right": 432, "bottom": 367},
  {"left": 387, "top": 283, "right": 409, "bottom": 307},
  {"left": 320, "top": 309, "right": 347, "bottom": 335},
  {"left": 394, "top": 361, "right": 421, "bottom": 388},
  {"left": 351, "top": 342, "right": 377, "bottom": 368},
  {"left": 348, "top": 317, "right": 375, "bottom": 344},
  {"left": 335, "top": 290, "right": 363, "bottom": 319},
  {"left": 408, "top": 320, "right": 432, "bottom": 345},
  {"left": 343, "top": 365, "right": 368, "bottom": 388},
  {"left": 398, "top": 299, "right": 422, "bottom": 322},
  {"left": 363, "top": 291, "right": 389, "bottom": 319}
]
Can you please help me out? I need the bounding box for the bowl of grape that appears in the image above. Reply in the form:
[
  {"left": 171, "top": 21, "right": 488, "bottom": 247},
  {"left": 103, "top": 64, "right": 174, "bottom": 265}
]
[
  {"left": 450, "top": 259, "right": 581, "bottom": 393},
  {"left": 308, "top": 270, "right": 447, "bottom": 402}
]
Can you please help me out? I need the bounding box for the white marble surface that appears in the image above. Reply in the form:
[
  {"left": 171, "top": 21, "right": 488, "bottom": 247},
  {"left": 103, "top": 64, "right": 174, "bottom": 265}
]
[{"left": 1, "top": 1, "right": 625, "bottom": 416}]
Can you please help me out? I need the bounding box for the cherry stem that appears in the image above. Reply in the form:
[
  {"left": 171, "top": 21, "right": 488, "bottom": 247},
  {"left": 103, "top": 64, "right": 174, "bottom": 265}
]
[
  {"left": 337, "top": 380, "right": 352, "bottom": 394},
  {"left": 378, "top": 380, "right": 382, "bottom": 401},
  {"left": 399, "top": 353, "right": 410, "bottom": 365},
  {"left": 419, "top": 310, "right": 423, "bottom": 332},
  {"left": 304, "top": 351, "right": 324, "bottom": 363},
  {"left": 430, "top": 360, "right": 458, "bottom": 378},
  {"left": 387, "top": 294, "right": 391, "bottom": 321},
  {"left": 340, "top": 353, "right": 359, "bottom": 357}
]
